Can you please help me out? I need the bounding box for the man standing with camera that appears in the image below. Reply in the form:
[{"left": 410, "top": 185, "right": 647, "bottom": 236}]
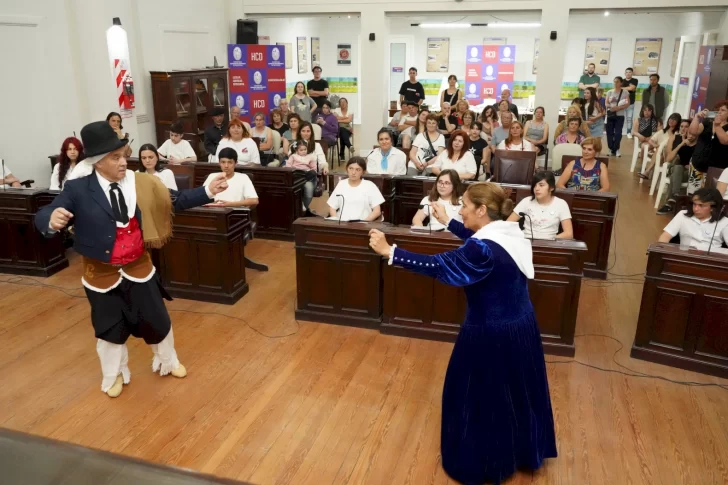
[{"left": 604, "top": 76, "right": 630, "bottom": 157}]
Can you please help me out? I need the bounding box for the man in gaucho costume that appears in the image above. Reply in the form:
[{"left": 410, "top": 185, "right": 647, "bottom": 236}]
[{"left": 36, "top": 121, "right": 229, "bottom": 397}]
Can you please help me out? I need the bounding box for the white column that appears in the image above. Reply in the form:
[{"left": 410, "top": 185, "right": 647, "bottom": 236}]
[
  {"left": 717, "top": 9, "right": 728, "bottom": 44},
  {"left": 533, "top": 4, "right": 570, "bottom": 149},
  {"left": 358, "top": 7, "right": 388, "bottom": 154}
]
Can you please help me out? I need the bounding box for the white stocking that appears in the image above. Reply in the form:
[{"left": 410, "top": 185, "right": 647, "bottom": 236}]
[
  {"left": 150, "top": 326, "right": 180, "bottom": 376},
  {"left": 96, "top": 339, "right": 130, "bottom": 392}
]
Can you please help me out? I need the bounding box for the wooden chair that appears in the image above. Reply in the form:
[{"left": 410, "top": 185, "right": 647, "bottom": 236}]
[
  {"left": 491, "top": 150, "right": 537, "bottom": 185},
  {"left": 705, "top": 166, "right": 724, "bottom": 190}
]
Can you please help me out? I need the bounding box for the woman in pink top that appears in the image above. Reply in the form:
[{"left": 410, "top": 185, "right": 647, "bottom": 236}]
[{"left": 286, "top": 140, "right": 318, "bottom": 215}]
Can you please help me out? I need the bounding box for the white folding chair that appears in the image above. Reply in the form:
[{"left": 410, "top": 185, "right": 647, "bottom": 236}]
[
  {"left": 552, "top": 143, "right": 583, "bottom": 170},
  {"left": 654, "top": 163, "right": 692, "bottom": 209},
  {"left": 649, "top": 138, "right": 670, "bottom": 194},
  {"left": 312, "top": 123, "right": 322, "bottom": 141},
  {"left": 271, "top": 130, "right": 282, "bottom": 156},
  {"left": 630, "top": 142, "right": 648, "bottom": 172}
]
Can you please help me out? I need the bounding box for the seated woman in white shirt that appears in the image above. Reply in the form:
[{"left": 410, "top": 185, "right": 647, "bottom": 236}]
[
  {"left": 292, "top": 121, "right": 329, "bottom": 175},
  {"left": 203, "top": 147, "right": 259, "bottom": 208},
  {"left": 137, "top": 143, "right": 178, "bottom": 190},
  {"left": 412, "top": 169, "right": 463, "bottom": 230},
  {"left": 431, "top": 130, "right": 477, "bottom": 180},
  {"left": 0, "top": 163, "right": 21, "bottom": 188},
  {"left": 497, "top": 121, "right": 536, "bottom": 151},
  {"left": 328, "top": 157, "right": 385, "bottom": 222},
  {"left": 51, "top": 136, "right": 85, "bottom": 190},
  {"left": 717, "top": 167, "right": 728, "bottom": 200},
  {"left": 367, "top": 129, "right": 407, "bottom": 175},
  {"left": 216, "top": 119, "right": 261, "bottom": 165},
  {"left": 408, "top": 115, "right": 446, "bottom": 176},
  {"left": 658, "top": 188, "right": 728, "bottom": 251},
  {"left": 158, "top": 121, "right": 197, "bottom": 163},
  {"left": 507, "top": 171, "right": 573, "bottom": 240}
]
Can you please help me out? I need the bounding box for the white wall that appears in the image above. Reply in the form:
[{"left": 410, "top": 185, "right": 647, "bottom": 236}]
[{"left": 254, "top": 16, "right": 362, "bottom": 123}]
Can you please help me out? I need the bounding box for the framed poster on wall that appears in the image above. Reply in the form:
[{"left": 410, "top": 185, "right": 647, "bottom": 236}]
[
  {"left": 337, "top": 44, "right": 352, "bottom": 65},
  {"left": 532, "top": 38, "right": 539, "bottom": 74},
  {"left": 277, "top": 42, "right": 293, "bottom": 69},
  {"left": 426, "top": 37, "right": 449, "bottom": 72},
  {"left": 670, "top": 38, "right": 680, "bottom": 77},
  {"left": 311, "top": 37, "right": 321, "bottom": 68},
  {"left": 297, "top": 36, "right": 307, "bottom": 74},
  {"left": 584, "top": 38, "right": 612, "bottom": 75},
  {"left": 633, "top": 38, "right": 662, "bottom": 76}
]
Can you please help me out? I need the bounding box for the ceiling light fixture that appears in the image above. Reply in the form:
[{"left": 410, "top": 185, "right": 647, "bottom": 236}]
[
  {"left": 487, "top": 22, "right": 541, "bottom": 28},
  {"left": 419, "top": 23, "right": 472, "bottom": 28},
  {"left": 604, "top": 11, "right": 610, "bottom": 16}
]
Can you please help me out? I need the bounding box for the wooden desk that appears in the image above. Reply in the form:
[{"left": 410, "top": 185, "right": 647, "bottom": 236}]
[
  {"left": 159, "top": 207, "right": 250, "bottom": 304},
  {"left": 193, "top": 162, "right": 306, "bottom": 240},
  {"left": 294, "top": 218, "right": 587, "bottom": 356},
  {"left": 0, "top": 189, "right": 68, "bottom": 277},
  {"left": 632, "top": 243, "right": 728, "bottom": 378},
  {"left": 391, "top": 177, "right": 616, "bottom": 279}
]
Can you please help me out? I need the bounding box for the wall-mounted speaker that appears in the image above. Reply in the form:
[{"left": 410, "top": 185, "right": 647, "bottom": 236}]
[
  {"left": 550, "top": 31, "right": 557, "bottom": 40},
  {"left": 236, "top": 20, "right": 258, "bottom": 44},
  {"left": 369, "top": 33, "right": 375, "bottom": 41}
]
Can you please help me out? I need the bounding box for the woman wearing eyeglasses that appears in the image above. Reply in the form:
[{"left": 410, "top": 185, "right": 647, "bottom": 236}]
[{"left": 412, "top": 169, "right": 463, "bottom": 230}]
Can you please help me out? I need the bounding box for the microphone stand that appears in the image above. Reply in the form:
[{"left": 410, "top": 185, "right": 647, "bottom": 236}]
[
  {"left": 519, "top": 212, "right": 534, "bottom": 243},
  {"left": 336, "top": 194, "right": 344, "bottom": 225},
  {"left": 1, "top": 158, "right": 5, "bottom": 191},
  {"left": 706, "top": 212, "right": 721, "bottom": 254}
]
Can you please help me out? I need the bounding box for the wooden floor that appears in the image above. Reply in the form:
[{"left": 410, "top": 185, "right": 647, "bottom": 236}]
[{"left": 2, "top": 139, "right": 728, "bottom": 485}]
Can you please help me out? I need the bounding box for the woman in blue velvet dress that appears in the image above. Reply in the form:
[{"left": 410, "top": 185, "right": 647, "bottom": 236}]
[{"left": 369, "top": 182, "right": 557, "bottom": 484}]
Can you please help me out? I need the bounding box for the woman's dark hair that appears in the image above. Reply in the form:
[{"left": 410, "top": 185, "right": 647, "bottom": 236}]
[
  {"left": 613, "top": 76, "right": 623, "bottom": 84},
  {"left": 294, "top": 81, "right": 307, "bottom": 95},
  {"left": 346, "top": 156, "right": 367, "bottom": 171},
  {"left": 57, "top": 137, "right": 85, "bottom": 187},
  {"left": 106, "top": 112, "right": 123, "bottom": 130},
  {"left": 498, "top": 99, "right": 510, "bottom": 110},
  {"left": 480, "top": 105, "right": 498, "bottom": 123},
  {"left": 584, "top": 87, "right": 599, "bottom": 117},
  {"left": 446, "top": 130, "right": 471, "bottom": 160},
  {"left": 429, "top": 169, "right": 462, "bottom": 205},
  {"left": 640, "top": 103, "right": 656, "bottom": 120},
  {"left": 685, "top": 188, "right": 724, "bottom": 223},
  {"left": 169, "top": 121, "right": 184, "bottom": 135},
  {"left": 321, "top": 100, "right": 332, "bottom": 109},
  {"left": 294, "top": 121, "right": 316, "bottom": 154},
  {"left": 448, "top": 74, "right": 457, "bottom": 82},
  {"left": 472, "top": 120, "right": 483, "bottom": 131},
  {"left": 137, "top": 143, "right": 164, "bottom": 172},
  {"left": 218, "top": 147, "right": 238, "bottom": 162},
  {"left": 567, "top": 117, "right": 581, "bottom": 129},
  {"left": 412, "top": 108, "right": 430, "bottom": 136},
  {"left": 377, "top": 128, "right": 393, "bottom": 144},
  {"left": 530, "top": 170, "right": 556, "bottom": 199},
  {"left": 291, "top": 140, "right": 311, "bottom": 154},
  {"left": 571, "top": 97, "right": 585, "bottom": 108},
  {"left": 663, "top": 112, "right": 682, "bottom": 133},
  {"left": 339, "top": 97, "right": 348, "bottom": 106}
]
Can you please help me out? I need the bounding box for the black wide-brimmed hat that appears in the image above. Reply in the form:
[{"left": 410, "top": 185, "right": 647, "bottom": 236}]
[{"left": 81, "top": 121, "right": 129, "bottom": 157}]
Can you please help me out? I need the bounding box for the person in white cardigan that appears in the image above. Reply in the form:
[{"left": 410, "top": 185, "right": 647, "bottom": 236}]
[
  {"left": 50, "top": 136, "right": 85, "bottom": 190},
  {"left": 215, "top": 119, "right": 260, "bottom": 165}
]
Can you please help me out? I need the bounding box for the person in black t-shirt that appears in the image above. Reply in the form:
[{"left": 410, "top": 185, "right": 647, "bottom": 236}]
[
  {"left": 399, "top": 67, "right": 425, "bottom": 106},
  {"left": 438, "top": 102, "right": 458, "bottom": 135},
  {"left": 307, "top": 66, "right": 329, "bottom": 109},
  {"left": 468, "top": 121, "right": 489, "bottom": 178},
  {"left": 204, "top": 107, "right": 228, "bottom": 156},
  {"left": 689, "top": 103, "right": 728, "bottom": 172},
  {"left": 623, "top": 67, "right": 639, "bottom": 138},
  {"left": 656, "top": 120, "right": 698, "bottom": 215}
]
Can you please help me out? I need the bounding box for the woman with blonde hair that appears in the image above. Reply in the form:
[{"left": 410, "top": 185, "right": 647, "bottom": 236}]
[
  {"left": 553, "top": 105, "right": 591, "bottom": 140},
  {"left": 497, "top": 121, "right": 536, "bottom": 151},
  {"left": 368, "top": 181, "right": 557, "bottom": 485}
]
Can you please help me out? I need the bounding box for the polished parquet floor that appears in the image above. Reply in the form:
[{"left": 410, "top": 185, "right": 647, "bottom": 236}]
[{"left": 1, "top": 138, "right": 727, "bottom": 485}]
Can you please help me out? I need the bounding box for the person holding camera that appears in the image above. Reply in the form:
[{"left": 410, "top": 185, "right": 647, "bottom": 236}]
[
  {"left": 604, "top": 76, "right": 630, "bottom": 157},
  {"left": 408, "top": 114, "right": 446, "bottom": 175}
]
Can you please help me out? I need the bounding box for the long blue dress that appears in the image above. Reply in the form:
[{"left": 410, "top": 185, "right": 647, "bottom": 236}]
[{"left": 391, "top": 219, "right": 557, "bottom": 485}]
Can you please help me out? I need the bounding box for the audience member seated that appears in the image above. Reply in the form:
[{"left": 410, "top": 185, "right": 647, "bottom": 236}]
[
  {"left": 285, "top": 140, "right": 319, "bottom": 215},
  {"left": 497, "top": 121, "right": 536, "bottom": 151},
  {"left": 368, "top": 129, "right": 407, "bottom": 176},
  {"left": 460, "top": 111, "right": 475, "bottom": 134},
  {"left": 293, "top": 121, "right": 328, "bottom": 174},
  {"left": 467, "top": 122, "right": 489, "bottom": 177},
  {"left": 282, "top": 113, "right": 302, "bottom": 155},
  {"left": 490, "top": 111, "right": 513, "bottom": 153},
  {"left": 268, "top": 108, "right": 289, "bottom": 137},
  {"left": 328, "top": 157, "right": 385, "bottom": 222},
  {"left": 557, "top": 137, "right": 610, "bottom": 192},
  {"left": 216, "top": 119, "right": 260, "bottom": 165},
  {"left": 555, "top": 118, "right": 585, "bottom": 146},
  {"left": 51, "top": 137, "right": 85, "bottom": 190},
  {"left": 523, "top": 106, "right": 548, "bottom": 155},
  {"left": 307, "top": 66, "right": 329, "bottom": 109},
  {"left": 0, "top": 163, "right": 20, "bottom": 188},
  {"left": 438, "top": 102, "right": 458, "bottom": 135},
  {"left": 251, "top": 112, "right": 275, "bottom": 154},
  {"left": 106, "top": 111, "right": 133, "bottom": 157},
  {"left": 658, "top": 188, "right": 727, "bottom": 250},
  {"left": 408, "top": 115, "right": 445, "bottom": 175},
  {"left": 582, "top": 88, "right": 604, "bottom": 138},
  {"left": 204, "top": 147, "right": 259, "bottom": 208},
  {"left": 453, "top": 100, "right": 470, "bottom": 128},
  {"left": 479, "top": 105, "right": 499, "bottom": 141},
  {"left": 688, "top": 104, "right": 728, "bottom": 174},
  {"left": 137, "top": 144, "right": 177, "bottom": 190},
  {"left": 431, "top": 130, "right": 476, "bottom": 180},
  {"left": 398, "top": 102, "right": 419, "bottom": 137},
  {"left": 440, "top": 75, "right": 463, "bottom": 108},
  {"left": 278, "top": 98, "right": 290, "bottom": 123},
  {"left": 632, "top": 102, "right": 659, "bottom": 158},
  {"left": 496, "top": 88, "right": 519, "bottom": 118},
  {"left": 230, "top": 106, "right": 241, "bottom": 120},
  {"left": 334, "top": 97, "right": 355, "bottom": 158},
  {"left": 401, "top": 108, "right": 429, "bottom": 150},
  {"left": 158, "top": 121, "right": 197, "bottom": 163},
  {"left": 656, "top": 122, "right": 698, "bottom": 214},
  {"left": 496, "top": 99, "right": 512, "bottom": 119},
  {"left": 290, "top": 81, "right": 317, "bottom": 123},
  {"left": 571, "top": 97, "right": 585, "bottom": 114},
  {"left": 718, "top": 168, "right": 728, "bottom": 199},
  {"left": 204, "top": 107, "right": 228, "bottom": 157},
  {"left": 553, "top": 106, "right": 591, "bottom": 141},
  {"left": 507, "top": 171, "right": 573, "bottom": 239},
  {"left": 315, "top": 100, "right": 339, "bottom": 147},
  {"left": 412, "top": 169, "right": 463, "bottom": 230},
  {"left": 639, "top": 113, "right": 681, "bottom": 180}
]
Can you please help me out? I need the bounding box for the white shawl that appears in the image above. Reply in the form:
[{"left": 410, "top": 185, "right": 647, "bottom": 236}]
[{"left": 472, "top": 220, "right": 535, "bottom": 279}]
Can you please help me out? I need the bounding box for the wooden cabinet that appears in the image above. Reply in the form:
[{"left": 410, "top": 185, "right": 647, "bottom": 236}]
[{"left": 150, "top": 69, "right": 228, "bottom": 160}]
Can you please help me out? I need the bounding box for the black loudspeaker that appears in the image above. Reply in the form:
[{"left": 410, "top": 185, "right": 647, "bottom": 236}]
[
  {"left": 369, "top": 33, "right": 375, "bottom": 41},
  {"left": 236, "top": 20, "right": 258, "bottom": 44},
  {"left": 550, "top": 31, "right": 557, "bottom": 40}
]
